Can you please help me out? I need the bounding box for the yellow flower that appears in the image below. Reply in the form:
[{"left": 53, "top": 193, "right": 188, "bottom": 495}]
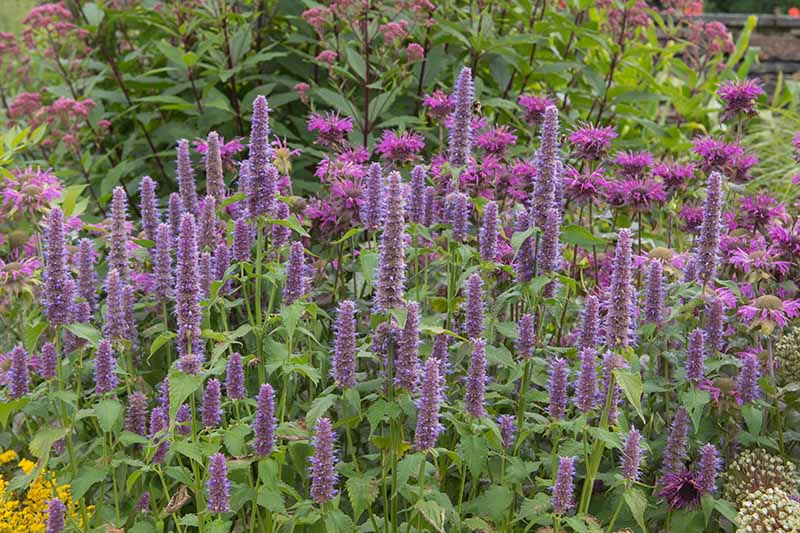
[{"left": 0, "top": 451, "right": 18, "bottom": 465}]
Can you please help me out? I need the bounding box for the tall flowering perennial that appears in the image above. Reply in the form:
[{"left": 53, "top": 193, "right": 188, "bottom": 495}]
[
  {"left": 7, "top": 346, "right": 29, "bottom": 399},
  {"left": 537, "top": 206, "right": 562, "bottom": 296},
  {"left": 568, "top": 124, "right": 617, "bottom": 160},
  {"left": 643, "top": 260, "right": 665, "bottom": 324},
  {"left": 104, "top": 268, "right": 132, "bottom": 343},
  {"left": 76, "top": 238, "right": 97, "bottom": 312},
  {"left": 206, "top": 453, "right": 231, "bottom": 513},
  {"left": 46, "top": 498, "right": 66, "bottom": 533},
  {"left": 283, "top": 241, "right": 308, "bottom": 305},
  {"left": 513, "top": 209, "right": 535, "bottom": 282},
  {"left": 39, "top": 342, "right": 57, "bottom": 380},
  {"left": 125, "top": 392, "right": 148, "bottom": 436},
  {"left": 153, "top": 223, "right": 173, "bottom": 302},
  {"left": 517, "top": 313, "right": 534, "bottom": 360},
  {"left": 604, "top": 229, "right": 635, "bottom": 350},
  {"left": 575, "top": 348, "right": 597, "bottom": 414},
  {"left": 248, "top": 96, "right": 276, "bottom": 216},
  {"left": 225, "top": 352, "right": 245, "bottom": 400},
  {"left": 446, "top": 192, "right": 470, "bottom": 241},
  {"left": 548, "top": 357, "right": 568, "bottom": 420},
  {"left": 198, "top": 195, "right": 218, "bottom": 251},
  {"left": 177, "top": 139, "right": 199, "bottom": 216},
  {"left": 232, "top": 218, "right": 252, "bottom": 262},
  {"left": 395, "top": 301, "right": 421, "bottom": 392},
  {"left": 175, "top": 213, "right": 203, "bottom": 373},
  {"left": 44, "top": 206, "right": 70, "bottom": 325},
  {"left": 552, "top": 456, "right": 576, "bottom": 515},
  {"left": 253, "top": 384, "right": 276, "bottom": 456},
  {"left": 414, "top": 356, "right": 444, "bottom": 450},
  {"left": 685, "top": 329, "right": 706, "bottom": 383},
  {"left": 692, "top": 171, "right": 723, "bottom": 285},
  {"left": 736, "top": 351, "right": 761, "bottom": 404},
  {"left": 309, "top": 417, "right": 338, "bottom": 504},
  {"left": 408, "top": 165, "right": 426, "bottom": 224},
  {"left": 202, "top": 378, "right": 222, "bottom": 428},
  {"left": 497, "top": 415, "right": 517, "bottom": 449},
  {"left": 479, "top": 200, "right": 498, "bottom": 262},
  {"left": 205, "top": 131, "right": 225, "bottom": 201},
  {"left": 717, "top": 78, "right": 763, "bottom": 121},
  {"left": 139, "top": 176, "right": 159, "bottom": 243},
  {"left": 448, "top": 66, "right": 473, "bottom": 167},
  {"left": 662, "top": 407, "right": 690, "bottom": 476},
  {"left": 532, "top": 106, "right": 561, "bottom": 227},
  {"left": 332, "top": 300, "right": 357, "bottom": 388},
  {"left": 621, "top": 427, "right": 643, "bottom": 481},
  {"left": 696, "top": 443, "right": 720, "bottom": 494},
  {"left": 374, "top": 171, "right": 406, "bottom": 311},
  {"left": 109, "top": 186, "right": 130, "bottom": 282},
  {"left": 578, "top": 295, "right": 600, "bottom": 350},
  {"left": 464, "top": 273, "right": 484, "bottom": 340},
  {"left": 465, "top": 339, "right": 488, "bottom": 418},
  {"left": 94, "top": 339, "right": 118, "bottom": 395},
  {"left": 362, "top": 162, "right": 385, "bottom": 230}
]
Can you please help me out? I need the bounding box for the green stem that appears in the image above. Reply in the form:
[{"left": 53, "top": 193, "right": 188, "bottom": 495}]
[{"left": 605, "top": 489, "right": 626, "bottom": 533}]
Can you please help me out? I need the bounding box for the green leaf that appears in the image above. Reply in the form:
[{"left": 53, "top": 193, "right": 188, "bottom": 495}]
[
  {"left": 511, "top": 226, "right": 536, "bottom": 254},
  {"left": 346, "top": 474, "right": 379, "bottom": 520},
  {"left": 624, "top": 487, "right": 648, "bottom": 531},
  {"left": 366, "top": 399, "right": 401, "bottom": 432},
  {"left": 82, "top": 3, "right": 104, "bottom": 25},
  {"left": 462, "top": 435, "right": 488, "bottom": 479},
  {"left": 742, "top": 404, "right": 763, "bottom": 435},
  {"left": 306, "top": 395, "right": 337, "bottom": 426},
  {"left": 360, "top": 250, "right": 379, "bottom": 286},
  {"left": 23, "top": 322, "right": 47, "bottom": 352},
  {"left": 680, "top": 388, "right": 710, "bottom": 432},
  {"left": 415, "top": 500, "right": 446, "bottom": 533},
  {"left": 64, "top": 323, "right": 102, "bottom": 347},
  {"left": 464, "top": 485, "right": 512, "bottom": 522},
  {"left": 323, "top": 508, "right": 354, "bottom": 532},
  {"left": 561, "top": 225, "right": 605, "bottom": 248},
  {"left": 206, "top": 519, "right": 231, "bottom": 533},
  {"left": 271, "top": 214, "right": 309, "bottom": 238},
  {"left": 30, "top": 427, "right": 68, "bottom": 458},
  {"left": 0, "top": 398, "right": 28, "bottom": 429},
  {"left": 150, "top": 331, "right": 176, "bottom": 357},
  {"left": 61, "top": 184, "right": 87, "bottom": 216},
  {"left": 71, "top": 465, "right": 107, "bottom": 500},
  {"left": 613, "top": 369, "right": 644, "bottom": 422},
  {"left": 282, "top": 302, "right": 306, "bottom": 340},
  {"left": 316, "top": 88, "right": 358, "bottom": 120},
  {"left": 224, "top": 425, "right": 250, "bottom": 457},
  {"left": 96, "top": 399, "right": 123, "bottom": 433},
  {"left": 168, "top": 370, "right": 204, "bottom": 422}
]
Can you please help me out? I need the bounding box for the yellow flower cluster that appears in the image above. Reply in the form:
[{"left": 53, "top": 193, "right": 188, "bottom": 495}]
[{"left": 0, "top": 451, "right": 80, "bottom": 533}]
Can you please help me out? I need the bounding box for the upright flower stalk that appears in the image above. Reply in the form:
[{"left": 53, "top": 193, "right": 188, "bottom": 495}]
[
  {"left": 374, "top": 171, "right": 406, "bottom": 311},
  {"left": 448, "top": 66, "right": 473, "bottom": 168}
]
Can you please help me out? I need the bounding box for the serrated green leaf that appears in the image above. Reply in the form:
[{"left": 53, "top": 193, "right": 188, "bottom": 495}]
[
  {"left": 624, "top": 487, "right": 648, "bottom": 531},
  {"left": 346, "top": 474, "right": 379, "bottom": 520},
  {"left": 613, "top": 369, "right": 644, "bottom": 422},
  {"left": 96, "top": 398, "right": 123, "bottom": 432}
]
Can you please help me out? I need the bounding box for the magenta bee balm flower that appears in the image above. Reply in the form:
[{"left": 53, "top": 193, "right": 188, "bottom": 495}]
[
  {"left": 376, "top": 130, "right": 425, "bottom": 164},
  {"left": 717, "top": 78, "right": 763, "bottom": 121},
  {"left": 568, "top": 124, "right": 617, "bottom": 160}
]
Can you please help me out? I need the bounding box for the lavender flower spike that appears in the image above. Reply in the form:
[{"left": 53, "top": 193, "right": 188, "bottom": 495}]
[
  {"left": 408, "top": 165, "right": 426, "bottom": 224},
  {"left": 532, "top": 106, "right": 561, "bottom": 227},
  {"left": 479, "top": 200, "right": 498, "bottom": 262},
  {"left": 332, "top": 300, "right": 357, "bottom": 388},
  {"left": 497, "top": 415, "right": 517, "bottom": 449},
  {"left": 446, "top": 191, "right": 470, "bottom": 241},
  {"left": 736, "top": 352, "right": 761, "bottom": 404},
  {"left": 537, "top": 206, "right": 562, "bottom": 296},
  {"left": 104, "top": 268, "right": 131, "bottom": 343},
  {"left": 140, "top": 175, "right": 160, "bottom": 242},
  {"left": 448, "top": 66, "right": 473, "bottom": 167},
  {"left": 168, "top": 192, "right": 184, "bottom": 245},
  {"left": 309, "top": 417, "right": 338, "bottom": 504},
  {"left": 153, "top": 223, "right": 173, "bottom": 303},
  {"left": 198, "top": 195, "right": 218, "bottom": 251},
  {"left": 40, "top": 342, "right": 58, "bottom": 380},
  {"left": 704, "top": 296, "right": 724, "bottom": 355},
  {"left": 374, "top": 171, "right": 407, "bottom": 311},
  {"left": 283, "top": 241, "right": 308, "bottom": 305},
  {"left": 109, "top": 186, "right": 130, "bottom": 282},
  {"left": 362, "top": 162, "right": 385, "bottom": 230},
  {"left": 46, "top": 498, "right": 66, "bottom": 533},
  {"left": 177, "top": 139, "right": 198, "bottom": 216},
  {"left": 574, "top": 348, "right": 597, "bottom": 414},
  {"left": 685, "top": 329, "right": 706, "bottom": 383},
  {"left": 548, "top": 357, "right": 568, "bottom": 420},
  {"left": 232, "top": 218, "right": 253, "bottom": 262},
  {"left": 604, "top": 229, "right": 636, "bottom": 350},
  {"left": 7, "top": 346, "right": 29, "bottom": 399},
  {"left": 693, "top": 171, "right": 723, "bottom": 285},
  {"left": 578, "top": 295, "right": 601, "bottom": 350},
  {"left": 644, "top": 260, "right": 665, "bottom": 324},
  {"left": 696, "top": 443, "right": 721, "bottom": 493},
  {"left": 205, "top": 131, "right": 225, "bottom": 201},
  {"left": 415, "top": 356, "right": 444, "bottom": 450},
  {"left": 44, "top": 206, "right": 70, "bottom": 325},
  {"left": 202, "top": 378, "right": 223, "bottom": 428},
  {"left": 552, "top": 456, "right": 576, "bottom": 515},
  {"left": 271, "top": 201, "right": 291, "bottom": 248},
  {"left": 175, "top": 213, "right": 204, "bottom": 373},
  {"left": 206, "top": 453, "right": 231, "bottom": 513},
  {"left": 464, "top": 273, "right": 484, "bottom": 340},
  {"left": 247, "top": 96, "right": 276, "bottom": 217},
  {"left": 395, "top": 301, "right": 421, "bottom": 392},
  {"left": 125, "top": 392, "right": 148, "bottom": 436},
  {"left": 77, "top": 238, "right": 97, "bottom": 311},
  {"left": 621, "top": 427, "right": 643, "bottom": 481},
  {"left": 662, "top": 407, "right": 690, "bottom": 476},
  {"left": 465, "top": 339, "right": 488, "bottom": 418},
  {"left": 253, "top": 384, "right": 276, "bottom": 456},
  {"left": 225, "top": 352, "right": 245, "bottom": 400},
  {"left": 94, "top": 339, "right": 119, "bottom": 395},
  {"left": 518, "top": 313, "right": 535, "bottom": 360}
]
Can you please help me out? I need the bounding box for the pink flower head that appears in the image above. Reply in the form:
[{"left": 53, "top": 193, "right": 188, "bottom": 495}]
[
  {"left": 564, "top": 166, "right": 608, "bottom": 205},
  {"left": 606, "top": 177, "right": 665, "bottom": 212},
  {"left": 302, "top": 7, "right": 330, "bottom": 36},
  {"left": 422, "top": 90, "right": 454, "bottom": 121},
  {"left": 728, "top": 152, "right": 758, "bottom": 184},
  {"left": 679, "top": 204, "right": 704, "bottom": 234},
  {"left": 652, "top": 160, "right": 695, "bottom": 192},
  {"left": 475, "top": 126, "right": 517, "bottom": 156},
  {"left": 2, "top": 167, "right": 62, "bottom": 219},
  {"left": 729, "top": 244, "right": 790, "bottom": 277},
  {"left": 375, "top": 130, "right": 425, "bottom": 164},
  {"left": 717, "top": 79, "right": 763, "bottom": 121},
  {"left": 738, "top": 194, "right": 788, "bottom": 230},
  {"left": 315, "top": 50, "right": 337, "bottom": 65},
  {"left": 380, "top": 20, "right": 409, "bottom": 41},
  {"left": 307, "top": 111, "right": 353, "bottom": 147},
  {"left": 518, "top": 94, "right": 556, "bottom": 125},
  {"left": 691, "top": 136, "right": 744, "bottom": 173},
  {"left": 568, "top": 124, "right": 617, "bottom": 160},
  {"left": 613, "top": 150, "right": 653, "bottom": 178},
  {"left": 407, "top": 43, "right": 425, "bottom": 61},
  {"left": 294, "top": 82, "right": 311, "bottom": 104},
  {"left": 738, "top": 295, "right": 800, "bottom": 331}
]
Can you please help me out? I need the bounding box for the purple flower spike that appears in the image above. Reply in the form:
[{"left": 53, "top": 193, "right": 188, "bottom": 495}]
[
  {"left": 104, "top": 268, "right": 133, "bottom": 343},
  {"left": 497, "top": 414, "right": 517, "bottom": 449},
  {"left": 253, "top": 383, "right": 276, "bottom": 456},
  {"left": 135, "top": 492, "right": 151, "bottom": 513},
  {"left": 374, "top": 171, "right": 406, "bottom": 311},
  {"left": 532, "top": 106, "right": 561, "bottom": 227},
  {"left": 7, "top": 346, "right": 29, "bottom": 399},
  {"left": 125, "top": 392, "right": 148, "bottom": 436},
  {"left": 395, "top": 301, "right": 421, "bottom": 392},
  {"left": 514, "top": 209, "right": 535, "bottom": 283},
  {"left": 109, "top": 186, "right": 130, "bottom": 282},
  {"left": 621, "top": 427, "right": 643, "bottom": 481},
  {"left": 362, "top": 162, "right": 385, "bottom": 230},
  {"left": 408, "top": 165, "right": 426, "bottom": 224},
  {"left": 309, "top": 417, "right": 338, "bottom": 504},
  {"left": 283, "top": 241, "right": 308, "bottom": 305},
  {"left": 422, "top": 186, "right": 436, "bottom": 226},
  {"left": 479, "top": 200, "right": 498, "bottom": 262},
  {"left": 432, "top": 334, "right": 450, "bottom": 401},
  {"left": 601, "top": 353, "right": 625, "bottom": 425},
  {"left": 232, "top": 218, "right": 253, "bottom": 262},
  {"left": 662, "top": 407, "right": 690, "bottom": 476},
  {"left": 415, "top": 356, "right": 444, "bottom": 451},
  {"left": 465, "top": 339, "right": 488, "bottom": 418},
  {"left": 94, "top": 339, "right": 118, "bottom": 395},
  {"left": 448, "top": 66, "right": 473, "bottom": 167},
  {"left": 149, "top": 406, "right": 169, "bottom": 464},
  {"left": 445, "top": 191, "right": 470, "bottom": 241},
  {"left": 552, "top": 456, "right": 576, "bottom": 515},
  {"left": 202, "top": 378, "right": 223, "bottom": 429},
  {"left": 39, "top": 342, "right": 58, "bottom": 380},
  {"left": 704, "top": 296, "right": 724, "bottom": 355},
  {"left": 175, "top": 213, "right": 204, "bottom": 373},
  {"left": 696, "top": 443, "right": 721, "bottom": 493},
  {"left": 247, "top": 96, "right": 276, "bottom": 217},
  {"left": 575, "top": 348, "right": 597, "bottom": 414},
  {"left": 168, "top": 192, "right": 184, "bottom": 245},
  {"left": 537, "top": 206, "right": 562, "bottom": 296},
  {"left": 177, "top": 139, "right": 198, "bottom": 216},
  {"left": 736, "top": 352, "right": 761, "bottom": 404},
  {"left": 644, "top": 260, "right": 665, "bottom": 324},
  {"left": 225, "top": 352, "right": 245, "bottom": 401},
  {"left": 46, "top": 498, "right": 66, "bottom": 533},
  {"left": 578, "top": 295, "right": 601, "bottom": 351},
  {"left": 517, "top": 313, "right": 534, "bottom": 360},
  {"left": 198, "top": 195, "right": 218, "bottom": 251},
  {"left": 153, "top": 223, "right": 173, "bottom": 303},
  {"left": 176, "top": 404, "right": 192, "bottom": 435},
  {"left": 464, "top": 273, "right": 484, "bottom": 340},
  {"left": 604, "top": 229, "right": 636, "bottom": 350},
  {"left": 206, "top": 453, "right": 231, "bottom": 513},
  {"left": 548, "top": 357, "right": 568, "bottom": 420},
  {"left": 199, "top": 251, "right": 212, "bottom": 298},
  {"left": 205, "top": 131, "right": 225, "bottom": 201},
  {"left": 44, "top": 206, "right": 70, "bottom": 325},
  {"left": 692, "top": 172, "right": 723, "bottom": 285},
  {"left": 271, "top": 202, "right": 291, "bottom": 248},
  {"left": 332, "top": 300, "right": 357, "bottom": 388},
  {"left": 140, "top": 175, "right": 160, "bottom": 242},
  {"left": 686, "top": 329, "right": 706, "bottom": 383},
  {"left": 77, "top": 238, "right": 97, "bottom": 312},
  {"left": 213, "top": 241, "right": 230, "bottom": 290}
]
